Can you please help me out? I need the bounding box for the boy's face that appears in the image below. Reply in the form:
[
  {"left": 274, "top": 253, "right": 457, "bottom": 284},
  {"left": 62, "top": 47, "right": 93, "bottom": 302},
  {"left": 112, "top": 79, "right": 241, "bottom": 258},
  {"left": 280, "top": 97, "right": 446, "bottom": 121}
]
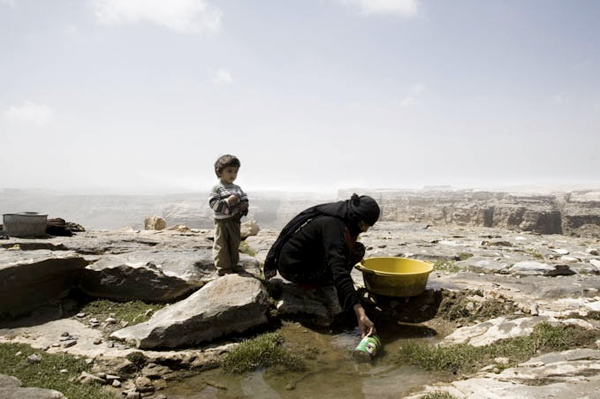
[{"left": 219, "top": 166, "right": 239, "bottom": 184}]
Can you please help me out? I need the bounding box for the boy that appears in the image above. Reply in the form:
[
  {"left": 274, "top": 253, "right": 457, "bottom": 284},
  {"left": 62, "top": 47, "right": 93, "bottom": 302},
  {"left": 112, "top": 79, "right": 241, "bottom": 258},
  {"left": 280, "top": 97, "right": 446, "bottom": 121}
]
[{"left": 209, "top": 154, "right": 249, "bottom": 275}]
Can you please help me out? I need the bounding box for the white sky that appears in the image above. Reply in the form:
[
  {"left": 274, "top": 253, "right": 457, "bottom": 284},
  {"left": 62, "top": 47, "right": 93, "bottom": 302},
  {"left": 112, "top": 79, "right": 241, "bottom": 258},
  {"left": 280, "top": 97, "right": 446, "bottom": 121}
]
[{"left": 1, "top": 0, "right": 599, "bottom": 194}]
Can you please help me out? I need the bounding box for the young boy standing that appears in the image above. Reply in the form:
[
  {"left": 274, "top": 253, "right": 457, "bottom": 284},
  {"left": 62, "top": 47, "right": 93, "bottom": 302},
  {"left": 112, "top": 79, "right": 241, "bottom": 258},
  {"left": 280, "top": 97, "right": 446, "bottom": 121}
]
[{"left": 209, "top": 154, "right": 249, "bottom": 275}]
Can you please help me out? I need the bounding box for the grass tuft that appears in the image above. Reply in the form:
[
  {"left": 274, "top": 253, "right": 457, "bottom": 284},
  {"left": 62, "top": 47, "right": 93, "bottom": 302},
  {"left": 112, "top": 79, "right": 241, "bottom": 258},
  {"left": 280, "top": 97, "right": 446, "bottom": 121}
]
[
  {"left": 457, "top": 252, "right": 473, "bottom": 261},
  {"left": 222, "top": 332, "right": 305, "bottom": 373},
  {"left": 395, "top": 322, "right": 597, "bottom": 375},
  {"left": 0, "top": 342, "right": 117, "bottom": 399},
  {"left": 433, "top": 259, "right": 462, "bottom": 273},
  {"left": 420, "top": 392, "right": 459, "bottom": 399},
  {"left": 79, "top": 299, "right": 165, "bottom": 325},
  {"left": 239, "top": 241, "right": 256, "bottom": 257}
]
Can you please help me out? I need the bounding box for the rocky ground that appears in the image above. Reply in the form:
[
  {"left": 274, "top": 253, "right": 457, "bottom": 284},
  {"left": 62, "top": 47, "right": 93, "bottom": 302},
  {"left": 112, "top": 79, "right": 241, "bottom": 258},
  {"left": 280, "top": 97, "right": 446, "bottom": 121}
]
[{"left": 1, "top": 221, "right": 600, "bottom": 398}]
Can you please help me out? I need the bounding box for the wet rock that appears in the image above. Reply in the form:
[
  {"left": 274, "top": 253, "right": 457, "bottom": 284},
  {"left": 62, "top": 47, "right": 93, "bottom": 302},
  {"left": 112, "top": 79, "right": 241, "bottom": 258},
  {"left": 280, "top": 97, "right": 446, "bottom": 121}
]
[{"left": 110, "top": 274, "right": 270, "bottom": 349}]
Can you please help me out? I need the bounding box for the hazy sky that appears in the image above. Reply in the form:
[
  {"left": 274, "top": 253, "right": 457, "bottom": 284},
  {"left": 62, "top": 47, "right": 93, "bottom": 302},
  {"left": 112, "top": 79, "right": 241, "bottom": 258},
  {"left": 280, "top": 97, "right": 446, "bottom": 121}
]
[{"left": 1, "top": 0, "right": 599, "bottom": 194}]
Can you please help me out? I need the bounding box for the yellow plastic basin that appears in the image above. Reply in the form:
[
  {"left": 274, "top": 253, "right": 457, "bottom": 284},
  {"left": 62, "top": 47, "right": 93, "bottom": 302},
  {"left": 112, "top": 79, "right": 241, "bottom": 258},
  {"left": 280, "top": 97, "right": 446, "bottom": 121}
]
[{"left": 356, "top": 257, "right": 433, "bottom": 297}]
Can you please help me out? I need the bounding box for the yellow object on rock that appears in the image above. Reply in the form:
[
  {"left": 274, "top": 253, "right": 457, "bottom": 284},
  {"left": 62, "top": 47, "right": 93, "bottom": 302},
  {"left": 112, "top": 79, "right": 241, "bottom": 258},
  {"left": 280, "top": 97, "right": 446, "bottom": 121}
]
[{"left": 355, "top": 257, "right": 433, "bottom": 297}]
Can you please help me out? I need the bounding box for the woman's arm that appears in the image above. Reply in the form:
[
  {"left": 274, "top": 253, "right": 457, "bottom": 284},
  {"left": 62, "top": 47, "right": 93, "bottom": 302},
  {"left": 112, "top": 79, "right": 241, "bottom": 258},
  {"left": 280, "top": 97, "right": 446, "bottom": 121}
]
[{"left": 353, "top": 303, "right": 375, "bottom": 337}]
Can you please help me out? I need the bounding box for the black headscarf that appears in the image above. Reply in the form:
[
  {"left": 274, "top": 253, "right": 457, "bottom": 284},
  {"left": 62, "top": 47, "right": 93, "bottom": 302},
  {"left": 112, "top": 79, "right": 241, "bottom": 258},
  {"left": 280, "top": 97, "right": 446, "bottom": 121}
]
[{"left": 264, "top": 194, "right": 380, "bottom": 274}]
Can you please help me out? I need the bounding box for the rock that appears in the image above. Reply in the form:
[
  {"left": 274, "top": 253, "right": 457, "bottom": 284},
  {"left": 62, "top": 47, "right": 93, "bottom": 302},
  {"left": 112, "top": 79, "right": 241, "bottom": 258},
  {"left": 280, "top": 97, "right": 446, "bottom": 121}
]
[
  {"left": 110, "top": 274, "right": 270, "bottom": 349},
  {"left": 443, "top": 316, "right": 549, "bottom": 347},
  {"left": 269, "top": 279, "right": 343, "bottom": 327},
  {"left": 0, "top": 250, "right": 88, "bottom": 318},
  {"left": 123, "top": 390, "right": 141, "bottom": 399},
  {"left": 144, "top": 216, "right": 166, "bottom": 231},
  {"left": 405, "top": 349, "right": 600, "bottom": 399},
  {"left": 26, "top": 353, "right": 42, "bottom": 364},
  {"left": 141, "top": 363, "right": 172, "bottom": 379},
  {"left": 78, "top": 251, "right": 209, "bottom": 302},
  {"left": 508, "top": 261, "right": 575, "bottom": 276},
  {"left": 456, "top": 256, "right": 510, "bottom": 274},
  {"left": 134, "top": 376, "right": 154, "bottom": 393},
  {"left": 0, "top": 374, "right": 67, "bottom": 399},
  {"left": 167, "top": 224, "right": 191, "bottom": 233},
  {"left": 77, "top": 371, "right": 105, "bottom": 385},
  {"left": 45, "top": 218, "right": 73, "bottom": 237},
  {"left": 241, "top": 219, "right": 260, "bottom": 239}
]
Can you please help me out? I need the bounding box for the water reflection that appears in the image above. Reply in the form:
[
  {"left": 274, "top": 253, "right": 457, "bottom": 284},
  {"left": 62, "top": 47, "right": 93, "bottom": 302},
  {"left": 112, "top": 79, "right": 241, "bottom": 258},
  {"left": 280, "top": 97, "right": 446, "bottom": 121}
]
[{"left": 161, "top": 321, "right": 447, "bottom": 399}]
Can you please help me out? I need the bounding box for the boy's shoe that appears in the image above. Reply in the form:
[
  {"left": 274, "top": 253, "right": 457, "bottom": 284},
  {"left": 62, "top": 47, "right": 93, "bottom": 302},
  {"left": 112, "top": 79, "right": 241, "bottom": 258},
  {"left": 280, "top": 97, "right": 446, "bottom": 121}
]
[{"left": 217, "top": 266, "right": 247, "bottom": 276}]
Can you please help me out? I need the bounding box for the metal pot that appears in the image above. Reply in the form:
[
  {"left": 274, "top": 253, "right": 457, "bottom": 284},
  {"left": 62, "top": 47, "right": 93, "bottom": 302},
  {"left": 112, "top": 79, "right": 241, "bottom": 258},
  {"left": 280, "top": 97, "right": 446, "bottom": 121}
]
[{"left": 2, "top": 212, "right": 48, "bottom": 237}]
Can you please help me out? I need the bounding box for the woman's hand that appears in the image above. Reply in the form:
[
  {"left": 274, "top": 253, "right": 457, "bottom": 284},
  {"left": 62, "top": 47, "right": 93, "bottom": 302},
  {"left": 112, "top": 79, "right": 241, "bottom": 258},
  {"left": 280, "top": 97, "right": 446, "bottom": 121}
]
[{"left": 353, "top": 303, "right": 375, "bottom": 338}]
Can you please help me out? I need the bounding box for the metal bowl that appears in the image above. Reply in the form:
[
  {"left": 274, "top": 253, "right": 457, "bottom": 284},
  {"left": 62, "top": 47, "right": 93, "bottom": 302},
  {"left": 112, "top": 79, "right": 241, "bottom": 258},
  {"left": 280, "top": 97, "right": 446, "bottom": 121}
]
[
  {"left": 355, "top": 257, "right": 433, "bottom": 297},
  {"left": 2, "top": 213, "right": 48, "bottom": 237}
]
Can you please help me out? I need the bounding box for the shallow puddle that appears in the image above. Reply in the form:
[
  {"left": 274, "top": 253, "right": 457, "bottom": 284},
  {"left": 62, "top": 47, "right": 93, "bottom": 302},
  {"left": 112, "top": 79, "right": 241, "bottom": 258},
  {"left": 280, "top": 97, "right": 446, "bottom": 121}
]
[{"left": 161, "top": 320, "right": 452, "bottom": 399}]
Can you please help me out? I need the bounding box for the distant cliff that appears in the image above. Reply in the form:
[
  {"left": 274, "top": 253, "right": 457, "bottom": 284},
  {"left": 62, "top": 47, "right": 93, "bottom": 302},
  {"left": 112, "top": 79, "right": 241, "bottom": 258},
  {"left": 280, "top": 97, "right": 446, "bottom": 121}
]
[{"left": 339, "top": 188, "right": 600, "bottom": 236}]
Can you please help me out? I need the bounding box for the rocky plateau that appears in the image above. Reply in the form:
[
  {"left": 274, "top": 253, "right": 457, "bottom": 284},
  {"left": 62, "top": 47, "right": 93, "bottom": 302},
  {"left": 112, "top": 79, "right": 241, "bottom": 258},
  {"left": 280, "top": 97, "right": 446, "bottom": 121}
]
[{"left": 1, "top": 188, "right": 600, "bottom": 398}]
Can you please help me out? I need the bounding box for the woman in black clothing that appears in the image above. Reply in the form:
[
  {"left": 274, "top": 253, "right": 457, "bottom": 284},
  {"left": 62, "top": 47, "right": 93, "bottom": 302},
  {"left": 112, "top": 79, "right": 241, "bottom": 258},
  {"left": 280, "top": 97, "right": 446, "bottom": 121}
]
[{"left": 264, "top": 194, "right": 380, "bottom": 337}]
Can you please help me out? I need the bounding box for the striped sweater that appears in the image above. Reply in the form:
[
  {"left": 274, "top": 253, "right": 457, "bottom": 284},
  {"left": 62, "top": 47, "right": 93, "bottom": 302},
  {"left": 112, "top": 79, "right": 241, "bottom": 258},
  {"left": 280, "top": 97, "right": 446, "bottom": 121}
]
[{"left": 208, "top": 181, "right": 249, "bottom": 220}]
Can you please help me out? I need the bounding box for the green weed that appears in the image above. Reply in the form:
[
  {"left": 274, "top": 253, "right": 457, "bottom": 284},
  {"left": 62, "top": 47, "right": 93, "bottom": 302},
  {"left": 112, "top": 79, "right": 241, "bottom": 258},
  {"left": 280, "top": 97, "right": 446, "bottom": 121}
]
[
  {"left": 239, "top": 241, "right": 256, "bottom": 257},
  {"left": 222, "top": 332, "right": 305, "bottom": 373},
  {"left": 457, "top": 252, "right": 473, "bottom": 261},
  {"left": 420, "top": 392, "right": 459, "bottom": 399},
  {"left": 395, "top": 322, "right": 597, "bottom": 375},
  {"left": 433, "top": 259, "right": 462, "bottom": 273},
  {"left": 0, "top": 342, "right": 117, "bottom": 399},
  {"left": 79, "top": 299, "right": 165, "bottom": 325}
]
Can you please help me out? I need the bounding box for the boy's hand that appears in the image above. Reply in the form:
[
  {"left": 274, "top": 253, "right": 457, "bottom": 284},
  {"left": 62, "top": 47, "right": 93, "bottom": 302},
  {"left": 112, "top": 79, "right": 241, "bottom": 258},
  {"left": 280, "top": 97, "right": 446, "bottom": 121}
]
[
  {"left": 227, "top": 195, "right": 240, "bottom": 205},
  {"left": 239, "top": 203, "right": 249, "bottom": 212}
]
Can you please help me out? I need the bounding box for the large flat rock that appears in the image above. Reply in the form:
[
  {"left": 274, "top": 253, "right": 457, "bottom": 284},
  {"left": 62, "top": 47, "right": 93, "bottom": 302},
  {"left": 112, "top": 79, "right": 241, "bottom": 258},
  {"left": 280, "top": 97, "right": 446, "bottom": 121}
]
[
  {"left": 0, "top": 249, "right": 88, "bottom": 319},
  {"left": 111, "top": 274, "right": 270, "bottom": 349}
]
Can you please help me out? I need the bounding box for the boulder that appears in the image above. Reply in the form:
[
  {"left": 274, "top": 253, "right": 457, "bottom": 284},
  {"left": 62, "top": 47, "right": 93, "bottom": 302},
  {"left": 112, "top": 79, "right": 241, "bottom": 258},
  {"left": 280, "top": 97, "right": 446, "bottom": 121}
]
[
  {"left": 241, "top": 219, "right": 260, "bottom": 239},
  {"left": 0, "top": 374, "right": 66, "bottom": 399},
  {"left": 268, "top": 278, "right": 343, "bottom": 327},
  {"left": 0, "top": 250, "right": 88, "bottom": 319},
  {"left": 79, "top": 249, "right": 262, "bottom": 302},
  {"left": 110, "top": 274, "right": 270, "bottom": 349},
  {"left": 144, "top": 216, "right": 166, "bottom": 231},
  {"left": 45, "top": 218, "right": 73, "bottom": 237},
  {"left": 79, "top": 260, "right": 201, "bottom": 303}
]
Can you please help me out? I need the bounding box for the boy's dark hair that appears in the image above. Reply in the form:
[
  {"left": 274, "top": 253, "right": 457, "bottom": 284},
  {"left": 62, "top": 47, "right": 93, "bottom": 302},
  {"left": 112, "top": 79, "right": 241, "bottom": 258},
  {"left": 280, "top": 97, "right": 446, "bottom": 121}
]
[{"left": 214, "top": 154, "right": 241, "bottom": 177}]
